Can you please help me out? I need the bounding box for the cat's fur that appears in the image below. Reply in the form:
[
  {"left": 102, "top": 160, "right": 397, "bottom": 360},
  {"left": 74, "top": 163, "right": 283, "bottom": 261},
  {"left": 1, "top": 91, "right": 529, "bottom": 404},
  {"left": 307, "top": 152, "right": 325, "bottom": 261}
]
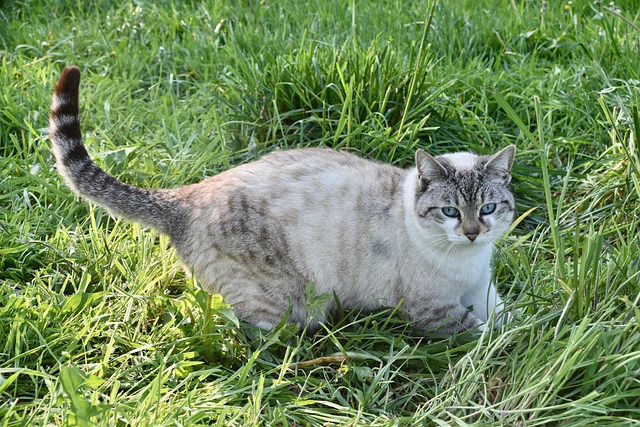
[{"left": 50, "top": 66, "right": 516, "bottom": 333}]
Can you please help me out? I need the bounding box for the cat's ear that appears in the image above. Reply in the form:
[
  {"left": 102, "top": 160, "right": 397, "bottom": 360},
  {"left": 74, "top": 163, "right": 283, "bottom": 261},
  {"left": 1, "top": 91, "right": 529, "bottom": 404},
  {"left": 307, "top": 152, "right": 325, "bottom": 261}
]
[
  {"left": 484, "top": 145, "right": 515, "bottom": 183},
  {"left": 415, "top": 149, "right": 448, "bottom": 190}
]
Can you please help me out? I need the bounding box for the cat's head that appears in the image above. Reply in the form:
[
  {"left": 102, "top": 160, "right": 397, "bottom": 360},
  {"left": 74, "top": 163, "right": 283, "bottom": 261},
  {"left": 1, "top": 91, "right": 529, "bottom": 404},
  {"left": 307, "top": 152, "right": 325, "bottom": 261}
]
[{"left": 413, "top": 146, "right": 516, "bottom": 246}]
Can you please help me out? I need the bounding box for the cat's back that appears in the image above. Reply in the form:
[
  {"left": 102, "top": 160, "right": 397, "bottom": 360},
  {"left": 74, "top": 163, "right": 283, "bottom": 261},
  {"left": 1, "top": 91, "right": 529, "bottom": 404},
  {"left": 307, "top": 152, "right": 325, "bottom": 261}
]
[
  {"left": 181, "top": 148, "right": 405, "bottom": 203},
  {"left": 249, "top": 148, "right": 393, "bottom": 182},
  {"left": 175, "top": 148, "right": 407, "bottom": 252},
  {"left": 245, "top": 148, "right": 405, "bottom": 213}
]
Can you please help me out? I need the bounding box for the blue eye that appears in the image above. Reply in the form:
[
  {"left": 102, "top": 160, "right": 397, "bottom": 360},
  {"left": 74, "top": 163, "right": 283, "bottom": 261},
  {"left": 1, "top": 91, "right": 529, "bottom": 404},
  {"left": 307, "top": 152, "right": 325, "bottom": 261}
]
[
  {"left": 480, "top": 203, "right": 496, "bottom": 215},
  {"left": 442, "top": 206, "right": 460, "bottom": 218}
]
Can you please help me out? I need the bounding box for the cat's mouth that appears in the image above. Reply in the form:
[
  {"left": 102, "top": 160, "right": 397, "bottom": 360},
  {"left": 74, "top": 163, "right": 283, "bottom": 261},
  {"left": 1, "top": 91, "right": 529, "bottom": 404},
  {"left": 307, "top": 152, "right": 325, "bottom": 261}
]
[{"left": 449, "top": 234, "right": 489, "bottom": 245}]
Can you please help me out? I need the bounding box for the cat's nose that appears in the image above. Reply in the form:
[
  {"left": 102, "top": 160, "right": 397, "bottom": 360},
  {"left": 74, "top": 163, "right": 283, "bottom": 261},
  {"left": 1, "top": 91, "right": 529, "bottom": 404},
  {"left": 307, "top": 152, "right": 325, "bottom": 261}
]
[
  {"left": 465, "top": 232, "right": 478, "bottom": 241},
  {"left": 462, "top": 224, "right": 480, "bottom": 241}
]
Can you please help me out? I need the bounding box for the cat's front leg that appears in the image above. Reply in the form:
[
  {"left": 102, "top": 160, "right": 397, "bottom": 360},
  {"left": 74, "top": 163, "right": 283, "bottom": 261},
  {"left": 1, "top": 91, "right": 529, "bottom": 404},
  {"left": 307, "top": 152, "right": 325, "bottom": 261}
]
[
  {"left": 461, "top": 282, "right": 508, "bottom": 328},
  {"left": 408, "top": 303, "right": 483, "bottom": 334}
]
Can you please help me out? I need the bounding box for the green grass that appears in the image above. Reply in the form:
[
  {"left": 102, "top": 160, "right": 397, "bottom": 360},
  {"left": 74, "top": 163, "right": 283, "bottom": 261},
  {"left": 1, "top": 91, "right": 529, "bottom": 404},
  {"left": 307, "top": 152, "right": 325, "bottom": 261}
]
[{"left": 2, "top": 0, "right": 640, "bottom": 425}]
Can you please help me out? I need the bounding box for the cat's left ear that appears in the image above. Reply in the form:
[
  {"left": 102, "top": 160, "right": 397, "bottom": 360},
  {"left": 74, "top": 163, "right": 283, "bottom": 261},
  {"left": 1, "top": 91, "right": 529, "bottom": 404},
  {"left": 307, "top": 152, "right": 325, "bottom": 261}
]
[{"left": 484, "top": 145, "right": 516, "bottom": 183}]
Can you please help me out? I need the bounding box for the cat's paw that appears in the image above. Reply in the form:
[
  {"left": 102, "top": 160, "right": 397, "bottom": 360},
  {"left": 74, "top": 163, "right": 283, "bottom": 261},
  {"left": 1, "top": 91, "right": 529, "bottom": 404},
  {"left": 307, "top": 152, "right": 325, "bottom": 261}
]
[
  {"left": 502, "top": 307, "right": 522, "bottom": 324},
  {"left": 482, "top": 306, "right": 519, "bottom": 331},
  {"left": 255, "top": 321, "right": 276, "bottom": 331}
]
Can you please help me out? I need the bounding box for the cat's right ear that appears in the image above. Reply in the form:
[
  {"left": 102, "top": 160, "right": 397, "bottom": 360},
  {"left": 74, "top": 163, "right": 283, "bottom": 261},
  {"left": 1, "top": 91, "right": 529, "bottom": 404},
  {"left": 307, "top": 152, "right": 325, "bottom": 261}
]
[{"left": 415, "top": 149, "right": 448, "bottom": 190}]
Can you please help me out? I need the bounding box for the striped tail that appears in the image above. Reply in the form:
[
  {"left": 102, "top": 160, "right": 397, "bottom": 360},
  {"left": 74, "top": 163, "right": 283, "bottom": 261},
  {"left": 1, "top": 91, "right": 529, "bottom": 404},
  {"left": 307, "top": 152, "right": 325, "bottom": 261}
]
[{"left": 49, "top": 66, "right": 184, "bottom": 236}]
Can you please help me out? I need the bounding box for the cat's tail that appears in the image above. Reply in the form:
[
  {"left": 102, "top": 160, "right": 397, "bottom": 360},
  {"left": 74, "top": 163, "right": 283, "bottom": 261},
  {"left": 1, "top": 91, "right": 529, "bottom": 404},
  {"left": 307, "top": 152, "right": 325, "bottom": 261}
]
[{"left": 49, "top": 66, "right": 187, "bottom": 237}]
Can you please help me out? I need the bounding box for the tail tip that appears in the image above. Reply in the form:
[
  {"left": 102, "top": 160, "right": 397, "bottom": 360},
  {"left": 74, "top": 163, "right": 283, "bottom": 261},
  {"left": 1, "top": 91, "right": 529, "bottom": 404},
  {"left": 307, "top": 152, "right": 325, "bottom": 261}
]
[
  {"left": 62, "top": 65, "right": 81, "bottom": 75},
  {"left": 55, "top": 66, "right": 81, "bottom": 96}
]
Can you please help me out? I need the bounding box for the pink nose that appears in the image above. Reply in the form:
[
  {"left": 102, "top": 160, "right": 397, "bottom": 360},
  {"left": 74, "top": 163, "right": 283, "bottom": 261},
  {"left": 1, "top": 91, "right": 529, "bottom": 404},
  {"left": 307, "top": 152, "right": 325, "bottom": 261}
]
[{"left": 466, "top": 233, "right": 478, "bottom": 241}]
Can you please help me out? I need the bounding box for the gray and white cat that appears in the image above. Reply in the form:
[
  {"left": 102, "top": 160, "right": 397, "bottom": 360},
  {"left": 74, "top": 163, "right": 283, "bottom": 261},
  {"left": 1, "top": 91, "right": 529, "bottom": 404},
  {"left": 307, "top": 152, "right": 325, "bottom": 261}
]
[{"left": 50, "top": 66, "right": 516, "bottom": 333}]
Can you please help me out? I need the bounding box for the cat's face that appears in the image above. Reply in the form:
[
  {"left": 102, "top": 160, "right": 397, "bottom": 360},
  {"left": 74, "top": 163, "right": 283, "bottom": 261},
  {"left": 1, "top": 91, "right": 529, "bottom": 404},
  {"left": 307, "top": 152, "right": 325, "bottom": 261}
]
[{"left": 414, "top": 146, "right": 516, "bottom": 246}]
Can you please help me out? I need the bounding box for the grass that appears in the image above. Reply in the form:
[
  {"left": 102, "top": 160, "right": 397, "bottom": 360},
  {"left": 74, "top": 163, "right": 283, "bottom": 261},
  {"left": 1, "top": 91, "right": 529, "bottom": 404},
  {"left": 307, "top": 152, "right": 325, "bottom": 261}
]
[{"left": 1, "top": 0, "right": 640, "bottom": 425}]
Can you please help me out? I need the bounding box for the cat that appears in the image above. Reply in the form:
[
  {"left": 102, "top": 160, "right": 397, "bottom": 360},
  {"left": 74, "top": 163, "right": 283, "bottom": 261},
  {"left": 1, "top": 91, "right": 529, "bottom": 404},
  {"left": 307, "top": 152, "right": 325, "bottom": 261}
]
[{"left": 49, "top": 66, "right": 516, "bottom": 333}]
